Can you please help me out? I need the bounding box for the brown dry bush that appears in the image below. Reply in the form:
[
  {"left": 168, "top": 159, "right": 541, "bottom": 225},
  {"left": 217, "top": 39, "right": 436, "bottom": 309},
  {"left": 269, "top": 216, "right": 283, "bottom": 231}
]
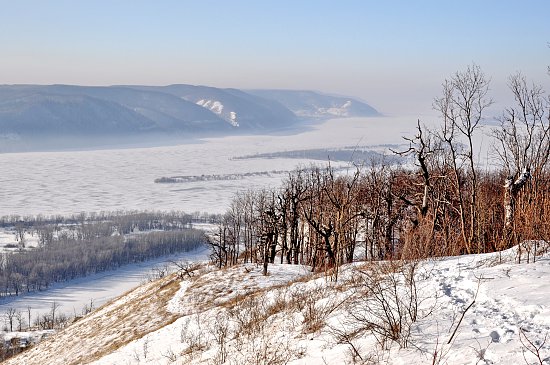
[
  {"left": 298, "top": 283, "right": 350, "bottom": 335},
  {"left": 337, "top": 261, "right": 428, "bottom": 351}
]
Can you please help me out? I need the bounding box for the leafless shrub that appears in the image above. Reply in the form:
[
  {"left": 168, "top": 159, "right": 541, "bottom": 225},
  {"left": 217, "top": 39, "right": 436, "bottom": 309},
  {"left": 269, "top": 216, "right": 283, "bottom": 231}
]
[
  {"left": 344, "top": 262, "right": 424, "bottom": 350},
  {"left": 447, "top": 276, "right": 482, "bottom": 345},
  {"left": 227, "top": 296, "right": 266, "bottom": 339},
  {"left": 301, "top": 297, "right": 327, "bottom": 334},
  {"left": 226, "top": 289, "right": 296, "bottom": 339},
  {"left": 55, "top": 312, "right": 70, "bottom": 329},
  {"left": 212, "top": 312, "right": 231, "bottom": 365},
  {"left": 519, "top": 328, "right": 548, "bottom": 365},
  {"left": 327, "top": 320, "right": 365, "bottom": 363},
  {"left": 301, "top": 287, "right": 348, "bottom": 334},
  {"left": 161, "top": 347, "right": 178, "bottom": 363},
  {"left": 429, "top": 330, "right": 452, "bottom": 365},
  {"left": 82, "top": 298, "right": 95, "bottom": 316},
  {"left": 132, "top": 348, "right": 140, "bottom": 362},
  {"left": 517, "top": 240, "right": 550, "bottom": 264},
  {"left": 180, "top": 315, "right": 208, "bottom": 357},
  {"left": 234, "top": 327, "right": 303, "bottom": 365},
  {"left": 142, "top": 335, "right": 150, "bottom": 359},
  {"left": 146, "top": 264, "right": 171, "bottom": 282},
  {"left": 171, "top": 260, "right": 201, "bottom": 279},
  {"left": 470, "top": 338, "right": 493, "bottom": 365}
]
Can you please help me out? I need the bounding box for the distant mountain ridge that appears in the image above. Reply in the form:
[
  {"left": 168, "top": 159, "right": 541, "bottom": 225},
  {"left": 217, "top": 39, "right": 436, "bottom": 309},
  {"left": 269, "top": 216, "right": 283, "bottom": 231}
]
[
  {"left": 0, "top": 84, "right": 380, "bottom": 150},
  {"left": 247, "top": 89, "right": 380, "bottom": 118}
]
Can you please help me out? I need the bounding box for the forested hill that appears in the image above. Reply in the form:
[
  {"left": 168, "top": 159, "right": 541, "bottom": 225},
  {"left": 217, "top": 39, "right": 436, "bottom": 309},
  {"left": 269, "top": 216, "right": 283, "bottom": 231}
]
[
  {"left": 247, "top": 89, "right": 380, "bottom": 118},
  {"left": 0, "top": 85, "right": 379, "bottom": 151}
]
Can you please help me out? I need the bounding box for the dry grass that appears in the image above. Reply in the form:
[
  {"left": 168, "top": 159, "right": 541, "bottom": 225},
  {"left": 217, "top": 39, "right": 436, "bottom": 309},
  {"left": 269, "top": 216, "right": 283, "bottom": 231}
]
[
  {"left": 4, "top": 262, "right": 316, "bottom": 364},
  {"left": 2, "top": 274, "right": 182, "bottom": 365}
]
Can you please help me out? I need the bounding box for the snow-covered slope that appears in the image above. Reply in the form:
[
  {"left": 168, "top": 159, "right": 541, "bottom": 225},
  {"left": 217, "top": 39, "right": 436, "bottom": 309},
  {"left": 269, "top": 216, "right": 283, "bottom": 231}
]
[
  {"left": 137, "top": 84, "right": 298, "bottom": 130},
  {"left": 248, "top": 89, "right": 381, "bottom": 118},
  {"left": 196, "top": 99, "right": 239, "bottom": 126},
  {"left": 7, "top": 244, "right": 549, "bottom": 365}
]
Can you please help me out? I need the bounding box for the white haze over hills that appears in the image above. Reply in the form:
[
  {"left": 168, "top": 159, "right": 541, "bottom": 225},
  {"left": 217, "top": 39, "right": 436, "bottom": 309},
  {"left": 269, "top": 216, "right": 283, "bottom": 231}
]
[
  {"left": 0, "top": 84, "right": 381, "bottom": 153},
  {"left": 248, "top": 89, "right": 380, "bottom": 118}
]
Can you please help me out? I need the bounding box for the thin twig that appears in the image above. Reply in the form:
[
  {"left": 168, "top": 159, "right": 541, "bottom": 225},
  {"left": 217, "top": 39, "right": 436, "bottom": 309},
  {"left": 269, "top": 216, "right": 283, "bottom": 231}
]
[{"left": 447, "top": 278, "right": 482, "bottom": 344}]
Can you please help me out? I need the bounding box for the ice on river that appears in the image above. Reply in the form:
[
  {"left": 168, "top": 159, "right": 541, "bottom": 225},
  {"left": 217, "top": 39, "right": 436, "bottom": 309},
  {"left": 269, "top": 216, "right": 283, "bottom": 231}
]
[{"left": 0, "top": 116, "right": 416, "bottom": 217}]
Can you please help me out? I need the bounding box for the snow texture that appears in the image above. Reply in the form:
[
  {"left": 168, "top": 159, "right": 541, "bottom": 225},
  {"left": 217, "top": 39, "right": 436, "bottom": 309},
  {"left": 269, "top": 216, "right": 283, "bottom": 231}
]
[
  {"left": 5, "top": 244, "right": 549, "bottom": 365},
  {"left": 196, "top": 99, "right": 239, "bottom": 126},
  {"left": 95, "top": 246, "right": 550, "bottom": 365}
]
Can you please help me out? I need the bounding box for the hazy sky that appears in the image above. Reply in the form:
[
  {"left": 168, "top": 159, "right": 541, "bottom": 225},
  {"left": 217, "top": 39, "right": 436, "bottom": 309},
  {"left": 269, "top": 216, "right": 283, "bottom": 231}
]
[{"left": 1, "top": 0, "right": 549, "bottom": 115}]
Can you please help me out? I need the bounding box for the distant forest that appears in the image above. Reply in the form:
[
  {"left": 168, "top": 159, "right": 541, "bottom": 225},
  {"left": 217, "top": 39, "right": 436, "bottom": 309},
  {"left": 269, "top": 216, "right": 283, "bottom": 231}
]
[
  {"left": 0, "top": 211, "right": 211, "bottom": 298},
  {"left": 233, "top": 146, "right": 403, "bottom": 165}
]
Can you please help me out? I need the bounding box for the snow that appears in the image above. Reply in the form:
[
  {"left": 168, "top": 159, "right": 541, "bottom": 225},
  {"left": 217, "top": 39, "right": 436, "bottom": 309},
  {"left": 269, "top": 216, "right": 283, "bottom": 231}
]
[
  {"left": 0, "top": 230, "right": 39, "bottom": 252},
  {"left": 0, "top": 116, "right": 417, "bottom": 218},
  {"left": 3, "top": 245, "right": 550, "bottom": 364},
  {"left": 196, "top": 99, "right": 224, "bottom": 115},
  {"left": 0, "top": 246, "right": 210, "bottom": 322},
  {"left": 15, "top": 244, "right": 540, "bottom": 365},
  {"left": 323, "top": 100, "right": 353, "bottom": 116},
  {"left": 229, "top": 111, "right": 238, "bottom": 126},
  {"left": 196, "top": 99, "right": 239, "bottom": 126},
  {"left": 0, "top": 114, "right": 520, "bottom": 364}
]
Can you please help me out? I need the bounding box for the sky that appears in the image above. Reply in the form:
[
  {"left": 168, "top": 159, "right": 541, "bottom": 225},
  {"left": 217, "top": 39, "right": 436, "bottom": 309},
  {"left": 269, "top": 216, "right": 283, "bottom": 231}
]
[{"left": 0, "top": 0, "right": 549, "bottom": 115}]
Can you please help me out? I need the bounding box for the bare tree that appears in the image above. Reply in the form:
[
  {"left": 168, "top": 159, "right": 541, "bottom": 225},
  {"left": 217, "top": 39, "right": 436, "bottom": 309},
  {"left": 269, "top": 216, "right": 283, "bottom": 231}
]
[
  {"left": 494, "top": 73, "right": 550, "bottom": 243},
  {"left": 495, "top": 73, "right": 550, "bottom": 181},
  {"left": 208, "top": 224, "right": 229, "bottom": 269},
  {"left": 434, "top": 64, "right": 493, "bottom": 253},
  {"left": 27, "top": 306, "right": 32, "bottom": 330},
  {"left": 15, "top": 310, "right": 23, "bottom": 331},
  {"left": 14, "top": 223, "right": 26, "bottom": 249},
  {"left": 51, "top": 301, "right": 60, "bottom": 328},
  {"left": 393, "top": 120, "right": 435, "bottom": 224},
  {"left": 4, "top": 308, "right": 16, "bottom": 332},
  {"left": 279, "top": 169, "right": 308, "bottom": 265}
]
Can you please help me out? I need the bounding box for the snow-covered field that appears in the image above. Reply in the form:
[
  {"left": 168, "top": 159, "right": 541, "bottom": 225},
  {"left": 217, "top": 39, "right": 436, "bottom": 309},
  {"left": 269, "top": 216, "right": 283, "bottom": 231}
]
[
  {"left": 5, "top": 244, "right": 549, "bottom": 365},
  {"left": 0, "top": 116, "right": 417, "bottom": 217}
]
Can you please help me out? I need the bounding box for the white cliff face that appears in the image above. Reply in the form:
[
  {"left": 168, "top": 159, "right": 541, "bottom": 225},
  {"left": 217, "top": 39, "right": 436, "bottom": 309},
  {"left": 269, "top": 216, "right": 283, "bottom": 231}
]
[
  {"left": 229, "top": 111, "right": 238, "bottom": 126},
  {"left": 320, "top": 100, "right": 353, "bottom": 117},
  {"left": 196, "top": 99, "right": 239, "bottom": 127},
  {"left": 196, "top": 99, "right": 224, "bottom": 114}
]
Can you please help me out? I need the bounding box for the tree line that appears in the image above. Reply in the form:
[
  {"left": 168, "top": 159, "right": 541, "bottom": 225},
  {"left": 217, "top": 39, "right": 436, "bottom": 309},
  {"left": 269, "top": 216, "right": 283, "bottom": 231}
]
[
  {"left": 0, "top": 210, "right": 221, "bottom": 231},
  {"left": 209, "top": 65, "right": 550, "bottom": 278},
  {"left": 0, "top": 212, "right": 207, "bottom": 297}
]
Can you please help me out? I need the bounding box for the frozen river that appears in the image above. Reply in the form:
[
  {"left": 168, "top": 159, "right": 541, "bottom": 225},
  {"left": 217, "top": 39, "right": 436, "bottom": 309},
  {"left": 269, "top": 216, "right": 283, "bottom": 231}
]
[
  {"left": 0, "top": 116, "right": 416, "bottom": 217},
  {"left": 0, "top": 247, "right": 210, "bottom": 324}
]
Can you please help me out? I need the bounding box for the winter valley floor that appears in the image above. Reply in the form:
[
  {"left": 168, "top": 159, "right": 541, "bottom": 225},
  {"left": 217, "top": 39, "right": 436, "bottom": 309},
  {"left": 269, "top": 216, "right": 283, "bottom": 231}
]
[{"left": 4, "top": 243, "right": 550, "bottom": 365}]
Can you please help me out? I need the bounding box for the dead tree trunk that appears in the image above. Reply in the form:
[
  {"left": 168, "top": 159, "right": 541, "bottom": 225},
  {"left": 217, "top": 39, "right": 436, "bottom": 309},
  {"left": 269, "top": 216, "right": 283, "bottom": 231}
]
[{"left": 504, "top": 168, "right": 530, "bottom": 240}]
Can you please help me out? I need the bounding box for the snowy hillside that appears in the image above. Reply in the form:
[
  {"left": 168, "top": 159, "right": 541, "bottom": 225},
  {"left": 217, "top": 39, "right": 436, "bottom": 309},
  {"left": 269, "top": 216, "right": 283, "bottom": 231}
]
[
  {"left": 138, "top": 84, "right": 298, "bottom": 130},
  {"left": 5, "top": 243, "right": 550, "bottom": 365},
  {"left": 248, "top": 89, "right": 381, "bottom": 118},
  {"left": 0, "top": 84, "right": 380, "bottom": 152},
  {"left": 196, "top": 99, "right": 239, "bottom": 127}
]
